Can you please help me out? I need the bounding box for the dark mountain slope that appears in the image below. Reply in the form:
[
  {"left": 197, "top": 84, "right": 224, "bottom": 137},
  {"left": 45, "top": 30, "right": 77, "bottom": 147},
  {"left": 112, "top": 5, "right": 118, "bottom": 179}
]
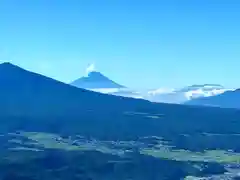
[
  {"left": 0, "top": 63, "right": 148, "bottom": 118},
  {"left": 185, "top": 89, "right": 240, "bottom": 109}
]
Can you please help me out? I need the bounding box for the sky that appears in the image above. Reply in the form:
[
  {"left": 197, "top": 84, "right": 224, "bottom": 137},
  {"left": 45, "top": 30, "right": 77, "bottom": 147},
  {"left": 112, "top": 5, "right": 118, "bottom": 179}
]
[{"left": 0, "top": 0, "right": 240, "bottom": 89}]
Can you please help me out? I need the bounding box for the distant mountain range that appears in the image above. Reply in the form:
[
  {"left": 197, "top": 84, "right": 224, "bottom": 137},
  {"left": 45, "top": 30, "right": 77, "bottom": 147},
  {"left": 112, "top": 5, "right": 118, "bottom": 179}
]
[{"left": 70, "top": 70, "right": 235, "bottom": 106}]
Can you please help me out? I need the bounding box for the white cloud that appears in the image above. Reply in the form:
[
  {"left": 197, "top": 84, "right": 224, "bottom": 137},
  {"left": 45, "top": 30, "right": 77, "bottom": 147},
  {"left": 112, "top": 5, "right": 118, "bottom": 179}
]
[
  {"left": 184, "top": 88, "right": 235, "bottom": 100},
  {"left": 85, "top": 63, "right": 96, "bottom": 76},
  {"left": 147, "top": 88, "right": 175, "bottom": 95}
]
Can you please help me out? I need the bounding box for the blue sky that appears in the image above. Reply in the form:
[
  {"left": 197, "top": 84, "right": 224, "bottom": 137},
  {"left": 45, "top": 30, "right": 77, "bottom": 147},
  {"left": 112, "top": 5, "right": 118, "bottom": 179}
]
[{"left": 0, "top": 0, "right": 240, "bottom": 89}]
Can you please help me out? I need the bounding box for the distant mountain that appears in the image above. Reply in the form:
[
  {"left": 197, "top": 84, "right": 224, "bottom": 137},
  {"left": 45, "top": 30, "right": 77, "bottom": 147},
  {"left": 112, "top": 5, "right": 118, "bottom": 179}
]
[
  {"left": 146, "top": 84, "right": 231, "bottom": 104},
  {"left": 71, "top": 71, "right": 125, "bottom": 89},
  {"left": 70, "top": 70, "right": 144, "bottom": 99},
  {"left": 185, "top": 89, "right": 240, "bottom": 109}
]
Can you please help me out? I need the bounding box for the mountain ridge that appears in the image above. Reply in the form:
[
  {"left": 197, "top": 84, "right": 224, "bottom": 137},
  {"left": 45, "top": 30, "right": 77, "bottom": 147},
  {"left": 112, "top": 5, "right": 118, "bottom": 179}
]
[
  {"left": 0, "top": 62, "right": 153, "bottom": 119},
  {"left": 185, "top": 89, "right": 240, "bottom": 109}
]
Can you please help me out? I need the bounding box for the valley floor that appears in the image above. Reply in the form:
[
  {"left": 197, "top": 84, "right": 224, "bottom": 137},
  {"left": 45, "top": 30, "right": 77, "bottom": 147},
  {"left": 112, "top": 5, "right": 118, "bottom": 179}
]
[{"left": 1, "top": 131, "right": 240, "bottom": 180}]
